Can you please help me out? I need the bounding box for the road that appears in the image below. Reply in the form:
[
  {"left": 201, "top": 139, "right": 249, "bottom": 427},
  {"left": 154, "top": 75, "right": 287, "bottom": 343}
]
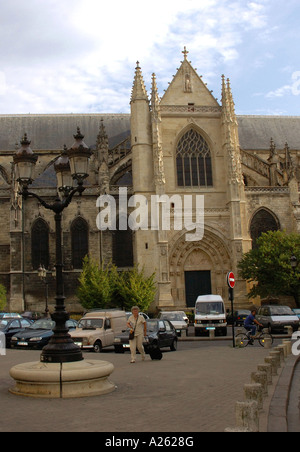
[{"left": 0, "top": 337, "right": 279, "bottom": 432}]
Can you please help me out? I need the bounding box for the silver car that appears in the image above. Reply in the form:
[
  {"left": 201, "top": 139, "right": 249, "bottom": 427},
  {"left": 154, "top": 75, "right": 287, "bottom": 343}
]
[
  {"left": 158, "top": 311, "right": 189, "bottom": 337},
  {"left": 257, "top": 305, "right": 300, "bottom": 334}
]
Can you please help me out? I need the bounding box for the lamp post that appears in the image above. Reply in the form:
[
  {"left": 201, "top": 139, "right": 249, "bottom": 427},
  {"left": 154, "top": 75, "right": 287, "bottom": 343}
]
[
  {"left": 37, "top": 265, "right": 50, "bottom": 318},
  {"left": 14, "top": 128, "right": 92, "bottom": 364}
]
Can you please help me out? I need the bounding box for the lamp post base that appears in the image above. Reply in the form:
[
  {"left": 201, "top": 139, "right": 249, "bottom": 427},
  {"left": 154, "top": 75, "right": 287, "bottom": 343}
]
[
  {"left": 40, "top": 338, "right": 84, "bottom": 364},
  {"left": 9, "top": 359, "right": 115, "bottom": 399}
]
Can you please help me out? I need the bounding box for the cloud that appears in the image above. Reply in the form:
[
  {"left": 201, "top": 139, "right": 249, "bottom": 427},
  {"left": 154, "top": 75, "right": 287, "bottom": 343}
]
[
  {"left": 266, "top": 71, "right": 300, "bottom": 98},
  {"left": 0, "top": 0, "right": 293, "bottom": 115}
]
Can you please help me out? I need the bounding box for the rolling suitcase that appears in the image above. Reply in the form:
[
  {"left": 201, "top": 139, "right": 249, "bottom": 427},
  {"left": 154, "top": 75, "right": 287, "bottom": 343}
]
[{"left": 147, "top": 342, "right": 163, "bottom": 360}]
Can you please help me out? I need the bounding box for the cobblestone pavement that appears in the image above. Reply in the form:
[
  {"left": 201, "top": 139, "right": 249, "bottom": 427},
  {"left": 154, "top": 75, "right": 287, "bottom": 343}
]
[{"left": 0, "top": 345, "right": 272, "bottom": 432}]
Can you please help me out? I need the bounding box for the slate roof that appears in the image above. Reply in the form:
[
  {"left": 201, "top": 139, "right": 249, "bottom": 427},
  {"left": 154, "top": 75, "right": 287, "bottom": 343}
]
[
  {"left": 237, "top": 116, "right": 300, "bottom": 150},
  {"left": 0, "top": 114, "right": 131, "bottom": 151},
  {"left": 0, "top": 113, "right": 299, "bottom": 152}
]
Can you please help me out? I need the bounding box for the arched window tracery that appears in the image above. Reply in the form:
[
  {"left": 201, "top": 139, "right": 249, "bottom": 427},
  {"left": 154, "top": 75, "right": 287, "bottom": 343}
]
[{"left": 176, "top": 129, "right": 213, "bottom": 188}]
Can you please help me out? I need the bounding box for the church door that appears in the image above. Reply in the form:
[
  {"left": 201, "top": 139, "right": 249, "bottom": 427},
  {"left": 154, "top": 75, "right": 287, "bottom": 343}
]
[{"left": 185, "top": 271, "right": 212, "bottom": 308}]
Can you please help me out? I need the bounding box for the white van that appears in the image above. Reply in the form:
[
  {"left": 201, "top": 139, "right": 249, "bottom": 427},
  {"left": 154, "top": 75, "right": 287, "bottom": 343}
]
[
  {"left": 194, "top": 295, "right": 227, "bottom": 336},
  {"left": 70, "top": 310, "right": 127, "bottom": 353}
]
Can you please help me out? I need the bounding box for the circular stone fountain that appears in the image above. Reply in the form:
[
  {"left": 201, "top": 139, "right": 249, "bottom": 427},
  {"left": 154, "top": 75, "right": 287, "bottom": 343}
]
[{"left": 9, "top": 359, "right": 115, "bottom": 398}]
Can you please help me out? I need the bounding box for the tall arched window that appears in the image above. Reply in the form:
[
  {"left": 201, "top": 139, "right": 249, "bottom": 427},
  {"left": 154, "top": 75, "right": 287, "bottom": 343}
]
[
  {"left": 31, "top": 219, "right": 49, "bottom": 270},
  {"left": 176, "top": 129, "right": 213, "bottom": 188},
  {"left": 250, "top": 209, "right": 280, "bottom": 249},
  {"left": 71, "top": 217, "right": 89, "bottom": 269}
]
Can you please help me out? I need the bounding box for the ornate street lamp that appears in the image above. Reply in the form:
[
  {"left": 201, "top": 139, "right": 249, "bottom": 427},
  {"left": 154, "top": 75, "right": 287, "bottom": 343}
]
[
  {"left": 54, "top": 145, "right": 73, "bottom": 199},
  {"left": 13, "top": 134, "right": 38, "bottom": 187},
  {"left": 291, "top": 255, "right": 298, "bottom": 273},
  {"left": 67, "top": 127, "right": 91, "bottom": 182},
  {"left": 14, "top": 128, "right": 92, "bottom": 364}
]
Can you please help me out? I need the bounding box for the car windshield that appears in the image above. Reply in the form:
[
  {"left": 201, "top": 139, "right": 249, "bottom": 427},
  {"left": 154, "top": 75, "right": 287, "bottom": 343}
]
[
  {"left": 270, "top": 306, "right": 294, "bottom": 316},
  {"left": 160, "top": 313, "right": 184, "bottom": 321},
  {"left": 196, "top": 302, "right": 224, "bottom": 315},
  {"left": 146, "top": 320, "right": 159, "bottom": 333},
  {"left": 29, "top": 319, "right": 55, "bottom": 330},
  {"left": 78, "top": 319, "right": 103, "bottom": 329},
  {"left": 293, "top": 309, "right": 300, "bottom": 314}
]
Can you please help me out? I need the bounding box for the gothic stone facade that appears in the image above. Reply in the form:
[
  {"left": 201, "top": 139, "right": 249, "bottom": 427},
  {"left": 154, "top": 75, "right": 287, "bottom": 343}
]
[{"left": 0, "top": 51, "right": 299, "bottom": 313}]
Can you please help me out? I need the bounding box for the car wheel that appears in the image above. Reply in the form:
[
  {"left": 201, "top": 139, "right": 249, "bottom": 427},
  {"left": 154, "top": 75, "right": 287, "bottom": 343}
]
[
  {"left": 93, "top": 340, "right": 102, "bottom": 353},
  {"left": 170, "top": 339, "right": 177, "bottom": 351}
]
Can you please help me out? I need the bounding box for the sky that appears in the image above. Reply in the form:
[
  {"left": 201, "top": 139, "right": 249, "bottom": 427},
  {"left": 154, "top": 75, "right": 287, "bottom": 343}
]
[{"left": 0, "top": 0, "right": 299, "bottom": 116}]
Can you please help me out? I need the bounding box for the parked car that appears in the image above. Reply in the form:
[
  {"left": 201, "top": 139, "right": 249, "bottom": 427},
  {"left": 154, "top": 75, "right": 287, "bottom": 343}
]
[
  {"left": 0, "top": 313, "right": 22, "bottom": 319},
  {"left": 292, "top": 309, "right": 300, "bottom": 320},
  {"left": 256, "top": 305, "right": 300, "bottom": 334},
  {"left": 10, "top": 318, "right": 78, "bottom": 350},
  {"left": 70, "top": 310, "right": 127, "bottom": 353},
  {"left": 158, "top": 311, "right": 189, "bottom": 336},
  {"left": 0, "top": 317, "right": 32, "bottom": 347},
  {"left": 114, "top": 319, "right": 178, "bottom": 354},
  {"left": 227, "top": 310, "right": 251, "bottom": 326}
]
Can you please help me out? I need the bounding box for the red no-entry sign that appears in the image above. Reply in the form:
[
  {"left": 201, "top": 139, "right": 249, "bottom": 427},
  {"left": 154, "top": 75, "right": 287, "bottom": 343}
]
[{"left": 227, "top": 272, "right": 235, "bottom": 289}]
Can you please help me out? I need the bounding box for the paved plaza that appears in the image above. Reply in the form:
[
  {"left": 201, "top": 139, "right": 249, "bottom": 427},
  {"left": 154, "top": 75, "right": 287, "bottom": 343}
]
[{"left": 0, "top": 343, "right": 282, "bottom": 432}]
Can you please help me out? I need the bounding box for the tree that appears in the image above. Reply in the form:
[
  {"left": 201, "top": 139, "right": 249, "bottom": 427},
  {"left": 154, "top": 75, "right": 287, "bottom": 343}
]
[
  {"left": 238, "top": 231, "right": 300, "bottom": 307},
  {"left": 0, "top": 284, "right": 6, "bottom": 311},
  {"left": 115, "top": 266, "right": 156, "bottom": 312},
  {"left": 76, "top": 258, "right": 157, "bottom": 313},
  {"left": 77, "top": 256, "right": 117, "bottom": 311}
]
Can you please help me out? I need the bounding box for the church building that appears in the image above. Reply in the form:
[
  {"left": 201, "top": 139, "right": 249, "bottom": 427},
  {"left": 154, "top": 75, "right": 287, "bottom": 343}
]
[{"left": 0, "top": 49, "right": 299, "bottom": 313}]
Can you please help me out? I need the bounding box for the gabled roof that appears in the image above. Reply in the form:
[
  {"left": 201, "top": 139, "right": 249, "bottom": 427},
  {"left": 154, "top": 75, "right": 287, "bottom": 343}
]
[{"left": 160, "top": 49, "right": 219, "bottom": 108}]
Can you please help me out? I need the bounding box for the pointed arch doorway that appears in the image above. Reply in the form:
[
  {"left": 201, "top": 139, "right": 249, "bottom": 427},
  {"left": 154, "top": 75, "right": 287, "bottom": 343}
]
[
  {"left": 185, "top": 271, "right": 212, "bottom": 308},
  {"left": 169, "top": 228, "right": 231, "bottom": 310}
]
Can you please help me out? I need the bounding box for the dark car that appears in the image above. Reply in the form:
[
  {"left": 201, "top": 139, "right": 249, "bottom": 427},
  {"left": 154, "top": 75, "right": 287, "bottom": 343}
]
[
  {"left": 10, "top": 318, "right": 78, "bottom": 350},
  {"left": 0, "top": 317, "right": 32, "bottom": 348},
  {"left": 227, "top": 310, "right": 251, "bottom": 326},
  {"left": 114, "top": 319, "right": 178, "bottom": 354}
]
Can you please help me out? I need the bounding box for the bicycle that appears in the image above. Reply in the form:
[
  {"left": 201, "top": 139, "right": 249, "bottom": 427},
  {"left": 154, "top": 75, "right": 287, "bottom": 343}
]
[{"left": 235, "top": 327, "right": 274, "bottom": 348}]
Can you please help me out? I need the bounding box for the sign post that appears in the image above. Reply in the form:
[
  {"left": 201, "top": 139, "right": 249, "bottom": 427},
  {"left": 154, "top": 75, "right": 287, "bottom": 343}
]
[{"left": 227, "top": 272, "right": 236, "bottom": 348}]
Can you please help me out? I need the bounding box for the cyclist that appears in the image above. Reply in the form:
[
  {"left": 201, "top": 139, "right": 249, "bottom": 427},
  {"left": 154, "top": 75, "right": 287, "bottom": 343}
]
[{"left": 244, "top": 309, "right": 263, "bottom": 345}]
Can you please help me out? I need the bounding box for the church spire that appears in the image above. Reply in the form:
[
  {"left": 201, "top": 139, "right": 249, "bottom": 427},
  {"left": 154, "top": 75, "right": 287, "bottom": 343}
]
[
  {"left": 221, "top": 75, "right": 243, "bottom": 186},
  {"left": 151, "top": 73, "right": 160, "bottom": 118},
  {"left": 131, "top": 61, "right": 149, "bottom": 103},
  {"left": 97, "top": 119, "right": 109, "bottom": 164},
  {"left": 96, "top": 119, "right": 109, "bottom": 194}
]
